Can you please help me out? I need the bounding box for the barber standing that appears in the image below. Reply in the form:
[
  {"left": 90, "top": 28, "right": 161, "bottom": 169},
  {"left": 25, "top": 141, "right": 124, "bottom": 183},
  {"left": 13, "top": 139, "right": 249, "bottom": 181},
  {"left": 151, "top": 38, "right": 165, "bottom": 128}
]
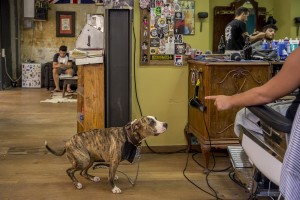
[{"left": 225, "top": 7, "right": 265, "bottom": 52}]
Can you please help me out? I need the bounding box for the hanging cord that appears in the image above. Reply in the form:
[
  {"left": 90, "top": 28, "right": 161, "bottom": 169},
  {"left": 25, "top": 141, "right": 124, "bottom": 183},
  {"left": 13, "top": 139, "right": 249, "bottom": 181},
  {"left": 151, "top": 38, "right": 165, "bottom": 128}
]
[
  {"left": 118, "top": 147, "right": 142, "bottom": 186},
  {"left": 2, "top": 57, "right": 22, "bottom": 84},
  {"left": 132, "top": 22, "right": 143, "bottom": 117},
  {"left": 199, "top": 72, "right": 221, "bottom": 199}
]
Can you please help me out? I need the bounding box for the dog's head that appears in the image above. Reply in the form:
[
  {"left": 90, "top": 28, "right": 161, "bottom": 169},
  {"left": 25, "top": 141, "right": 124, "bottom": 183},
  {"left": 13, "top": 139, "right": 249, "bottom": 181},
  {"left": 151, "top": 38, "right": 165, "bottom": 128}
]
[{"left": 126, "top": 116, "right": 168, "bottom": 143}]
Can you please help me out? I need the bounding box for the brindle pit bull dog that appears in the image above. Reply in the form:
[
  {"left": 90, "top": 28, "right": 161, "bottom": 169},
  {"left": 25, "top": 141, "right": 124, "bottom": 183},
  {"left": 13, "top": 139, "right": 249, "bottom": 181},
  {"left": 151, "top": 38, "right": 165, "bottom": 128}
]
[{"left": 45, "top": 116, "right": 168, "bottom": 194}]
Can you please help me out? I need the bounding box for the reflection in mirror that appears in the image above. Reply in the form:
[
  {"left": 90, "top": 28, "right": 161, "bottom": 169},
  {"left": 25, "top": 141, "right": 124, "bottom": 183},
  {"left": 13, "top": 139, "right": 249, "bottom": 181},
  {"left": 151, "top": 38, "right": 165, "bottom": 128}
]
[{"left": 242, "top": 1, "right": 256, "bottom": 34}]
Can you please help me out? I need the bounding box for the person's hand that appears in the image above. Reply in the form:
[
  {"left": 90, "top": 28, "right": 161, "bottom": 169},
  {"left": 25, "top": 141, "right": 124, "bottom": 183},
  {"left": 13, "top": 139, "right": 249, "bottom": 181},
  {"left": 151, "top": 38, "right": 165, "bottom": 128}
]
[{"left": 205, "top": 95, "right": 233, "bottom": 111}]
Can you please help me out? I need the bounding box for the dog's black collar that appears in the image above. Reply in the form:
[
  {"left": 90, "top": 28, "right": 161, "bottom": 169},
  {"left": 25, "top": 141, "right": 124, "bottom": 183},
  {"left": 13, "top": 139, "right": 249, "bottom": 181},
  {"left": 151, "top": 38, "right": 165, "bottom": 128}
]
[
  {"left": 122, "top": 126, "right": 141, "bottom": 163},
  {"left": 123, "top": 125, "right": 141, "bottom": 147}
]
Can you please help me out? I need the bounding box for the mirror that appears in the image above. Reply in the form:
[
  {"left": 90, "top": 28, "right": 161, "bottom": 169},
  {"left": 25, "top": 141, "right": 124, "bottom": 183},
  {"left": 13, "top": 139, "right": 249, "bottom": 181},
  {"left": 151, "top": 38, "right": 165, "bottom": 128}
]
[
  {"left": 212, "top": 0, "right": 264, "bottom": 52},
  {"left": 243, "top": 1, "right": 256, "bottom": 34},
  {"left": 232, "top": 0, "right": 258, "bottom": 35}
]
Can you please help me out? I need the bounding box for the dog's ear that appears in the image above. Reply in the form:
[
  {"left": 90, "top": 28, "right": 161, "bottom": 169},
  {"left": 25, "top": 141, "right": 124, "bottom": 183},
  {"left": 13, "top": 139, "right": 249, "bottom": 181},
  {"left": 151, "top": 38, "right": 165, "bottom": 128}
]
[
  {"left": 140, "top": 117, "right": 148, "bottom": 124},
  {"left": 131, "top": 119, "right": 142, "bottom": 131},
  {"left": 130, "top": 119, "right": 137, "bottom": 125}
]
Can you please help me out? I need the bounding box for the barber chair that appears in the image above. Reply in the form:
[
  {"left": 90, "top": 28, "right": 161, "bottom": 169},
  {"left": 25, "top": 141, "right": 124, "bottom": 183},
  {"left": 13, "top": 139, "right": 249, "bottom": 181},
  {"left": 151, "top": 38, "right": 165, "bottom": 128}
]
[{"left": 231, "top": 105, "right": 292, "bottom": 199}]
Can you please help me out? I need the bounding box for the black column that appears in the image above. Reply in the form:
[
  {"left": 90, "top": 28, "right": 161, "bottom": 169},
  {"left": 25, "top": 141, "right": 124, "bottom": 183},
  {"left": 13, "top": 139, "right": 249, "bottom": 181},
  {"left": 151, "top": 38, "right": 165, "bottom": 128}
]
[
  {"left": 105, "top": 9, "right": 132, "bottom": 127},
  {"left": 0, "top": 0, "right": 12, "bottom": 90}
]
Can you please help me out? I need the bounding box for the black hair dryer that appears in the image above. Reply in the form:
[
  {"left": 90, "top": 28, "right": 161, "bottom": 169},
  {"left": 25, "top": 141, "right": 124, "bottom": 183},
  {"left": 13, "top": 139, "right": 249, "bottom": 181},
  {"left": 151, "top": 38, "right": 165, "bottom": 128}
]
[
  {"left": 198, "top": 12, "right": 208, "bottom": 32},
  {"left": 189, "top": 79, "right": 206, "bottom": 112}
]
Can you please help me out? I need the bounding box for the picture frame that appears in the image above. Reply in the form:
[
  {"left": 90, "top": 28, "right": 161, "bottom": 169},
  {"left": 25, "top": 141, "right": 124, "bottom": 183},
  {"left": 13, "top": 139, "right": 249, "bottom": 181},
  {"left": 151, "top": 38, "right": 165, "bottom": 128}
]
[
  {"left": 95, "top": 0, "right": 104, "bottom": 6},
  {"left": 56, "top": 11, "right": 75, "bottom": 37}
]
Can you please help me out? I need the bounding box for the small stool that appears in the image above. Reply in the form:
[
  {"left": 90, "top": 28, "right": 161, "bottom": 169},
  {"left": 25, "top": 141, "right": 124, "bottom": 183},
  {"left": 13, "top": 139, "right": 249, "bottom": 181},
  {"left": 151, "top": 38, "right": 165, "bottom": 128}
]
[{"left": 60, "top": 76, "right": 78, "bottom": 97}]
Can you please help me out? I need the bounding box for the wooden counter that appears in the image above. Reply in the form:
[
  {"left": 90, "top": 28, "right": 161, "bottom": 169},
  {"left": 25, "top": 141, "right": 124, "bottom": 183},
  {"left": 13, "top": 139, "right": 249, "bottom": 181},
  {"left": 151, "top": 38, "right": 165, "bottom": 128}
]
[
  {"left": 77, "top": 63, "right": 105, "bottom": 132},
  {"left": 186, "top": 60, "right": 272, "bottom": 172}
]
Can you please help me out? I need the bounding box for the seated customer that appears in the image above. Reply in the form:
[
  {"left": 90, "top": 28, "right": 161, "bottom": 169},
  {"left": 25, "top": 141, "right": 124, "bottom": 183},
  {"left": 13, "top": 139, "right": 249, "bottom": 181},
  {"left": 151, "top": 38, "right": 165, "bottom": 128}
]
[
  {"left": 251, "top": 24, "right": 278, "bottom": 50},
  {"left": 52, "top": 45, "right": 74, "bottom": 92}
]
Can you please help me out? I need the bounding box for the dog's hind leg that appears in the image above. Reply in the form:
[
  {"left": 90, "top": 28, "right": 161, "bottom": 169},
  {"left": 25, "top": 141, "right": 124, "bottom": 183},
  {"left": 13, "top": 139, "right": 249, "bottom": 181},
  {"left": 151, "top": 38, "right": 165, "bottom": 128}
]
[
  {"left": 80, "top": 158, "right": 101, "bottom": 182},
  {"left": 66, "top": 167, "right": 83, "bottom": 189},
  {"left": 109, "top": 160, "right": 121, "bottom": 194}
]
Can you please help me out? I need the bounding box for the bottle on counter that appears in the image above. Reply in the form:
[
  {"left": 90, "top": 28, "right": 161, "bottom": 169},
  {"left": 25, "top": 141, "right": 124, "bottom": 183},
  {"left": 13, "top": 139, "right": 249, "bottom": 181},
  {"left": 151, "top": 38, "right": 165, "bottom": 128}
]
[
  {"left": 283, "top": 37, "right": 291, "bottom": 55},
  {"left": 272, "top": 40, "right": 278, "bottom": 50},
  {"left": 262, "top": 40, "right": 268, "bottom": 50},
  {"left": 243, "top": 37, "right": 252, "bottom": 60},
  {"left": 277, "top": 40, "right": 286, "bottom": 60},
  {"left": 217, "top": 35, "right": 225, "bottom": 54},
  {"left": 290, "top": 38, "right": 299, "bottom": 52}
]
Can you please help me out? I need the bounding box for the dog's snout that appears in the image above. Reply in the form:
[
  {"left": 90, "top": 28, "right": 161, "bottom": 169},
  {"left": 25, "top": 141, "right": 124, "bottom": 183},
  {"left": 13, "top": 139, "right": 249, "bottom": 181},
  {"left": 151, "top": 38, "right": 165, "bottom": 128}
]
[{"left": 163, "top": 123, "right": 168, "bottom": 129}]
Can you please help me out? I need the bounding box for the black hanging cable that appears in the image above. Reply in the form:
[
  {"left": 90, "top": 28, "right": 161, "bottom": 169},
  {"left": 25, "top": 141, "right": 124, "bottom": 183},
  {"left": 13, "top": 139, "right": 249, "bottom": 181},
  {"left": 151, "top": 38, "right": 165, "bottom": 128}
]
[
  {"left": 199, "top": 71, "right": 221, "bottom": 199},
  {"left": 132, "top": 24, "right": 143, "bottom": 117}
]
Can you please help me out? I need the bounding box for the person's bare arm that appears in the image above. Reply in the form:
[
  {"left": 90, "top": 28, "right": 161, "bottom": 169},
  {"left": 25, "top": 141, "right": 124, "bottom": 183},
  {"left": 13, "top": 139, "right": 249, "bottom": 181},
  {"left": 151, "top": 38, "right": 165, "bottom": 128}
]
[
  {"left": 249, "top": 32, "right": 265, "bottom": 43},
  {"left": 53, "top": 61, "right": 72, "bottom": 69},
  {"left": 242, "top": 31, "right": 265, "bottom": 43},
  {"left": 53, "top": 61, "right": 60, "bottom": 69},
  {"left": 205, "top": 48, "right": 300, "bottom": 111}
]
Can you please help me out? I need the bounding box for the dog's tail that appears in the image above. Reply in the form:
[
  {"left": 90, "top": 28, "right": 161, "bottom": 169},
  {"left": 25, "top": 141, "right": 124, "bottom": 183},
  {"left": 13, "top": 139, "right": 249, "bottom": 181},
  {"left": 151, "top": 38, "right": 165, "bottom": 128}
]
[{"left": 45, "top": 141, "right": 66, "bottom": 156}]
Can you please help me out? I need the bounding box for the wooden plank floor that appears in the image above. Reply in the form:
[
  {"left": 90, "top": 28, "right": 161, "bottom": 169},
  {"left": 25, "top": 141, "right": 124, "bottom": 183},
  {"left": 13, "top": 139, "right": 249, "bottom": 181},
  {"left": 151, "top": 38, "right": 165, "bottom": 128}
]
[{"left": 0, "top": 88, "right": 251, "bottom": 200}]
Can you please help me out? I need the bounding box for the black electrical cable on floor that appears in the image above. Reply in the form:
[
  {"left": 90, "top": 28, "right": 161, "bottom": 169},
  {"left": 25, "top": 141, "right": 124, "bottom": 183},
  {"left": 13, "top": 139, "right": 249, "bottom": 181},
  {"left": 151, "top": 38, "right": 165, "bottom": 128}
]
[
  {"left": 191, "top": 152, "right": 231, "bottom": 172},
  {"left": 182, "top": 151, "right": 220, "bottom": 199},
  {"left": 228, "top": 170, "right": 247, "bottom": 190}
]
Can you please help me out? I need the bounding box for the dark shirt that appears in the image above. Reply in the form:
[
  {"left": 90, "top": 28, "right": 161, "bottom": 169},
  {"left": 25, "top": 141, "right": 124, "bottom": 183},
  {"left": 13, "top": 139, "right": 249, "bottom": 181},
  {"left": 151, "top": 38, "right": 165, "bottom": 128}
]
[{"left": 225, "top": 19, "right": 247, "bottom": 50}]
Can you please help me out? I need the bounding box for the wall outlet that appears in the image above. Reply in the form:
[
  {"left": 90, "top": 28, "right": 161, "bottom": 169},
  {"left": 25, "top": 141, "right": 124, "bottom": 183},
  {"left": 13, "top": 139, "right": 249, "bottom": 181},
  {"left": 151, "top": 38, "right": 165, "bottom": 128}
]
[{"left": 1, "top": 49, "right": 5, "bottom": 58}]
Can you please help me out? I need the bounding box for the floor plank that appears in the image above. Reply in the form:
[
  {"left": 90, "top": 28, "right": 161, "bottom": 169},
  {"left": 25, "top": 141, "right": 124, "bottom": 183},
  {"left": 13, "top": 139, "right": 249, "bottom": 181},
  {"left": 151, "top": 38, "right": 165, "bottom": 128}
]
[{"left": 0, "top": 88, "right": 250, "bottom": 200}]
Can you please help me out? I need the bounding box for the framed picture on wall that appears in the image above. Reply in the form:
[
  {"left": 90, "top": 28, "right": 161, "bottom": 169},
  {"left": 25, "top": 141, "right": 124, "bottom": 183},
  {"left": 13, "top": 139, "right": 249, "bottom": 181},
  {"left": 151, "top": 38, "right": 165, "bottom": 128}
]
[
  {"left": 95, "top": 0, "right": 104, "bottom": 6},
  {"left": 56, "top": 11, "right": 75, "bottom": 37}
]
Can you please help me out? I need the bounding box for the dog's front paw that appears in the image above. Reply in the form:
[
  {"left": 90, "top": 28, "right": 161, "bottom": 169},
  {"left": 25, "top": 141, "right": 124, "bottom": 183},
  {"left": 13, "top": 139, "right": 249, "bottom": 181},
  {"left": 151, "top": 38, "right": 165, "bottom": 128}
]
[
  {"left": 76, "top": 182, "right": 83, "bottom": 189},
  {"left": 93, "top": 176, "right": 100, "bottom": 182},
  {"left": 112, "top": 186, "right": 122, "bottom": 194}
]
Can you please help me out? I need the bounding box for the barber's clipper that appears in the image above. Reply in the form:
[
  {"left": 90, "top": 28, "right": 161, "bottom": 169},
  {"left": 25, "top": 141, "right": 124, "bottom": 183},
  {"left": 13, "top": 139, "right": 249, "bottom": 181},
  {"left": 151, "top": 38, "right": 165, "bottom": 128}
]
[{"left": 189, "top": 79, "right": 206, "bottom": 112}]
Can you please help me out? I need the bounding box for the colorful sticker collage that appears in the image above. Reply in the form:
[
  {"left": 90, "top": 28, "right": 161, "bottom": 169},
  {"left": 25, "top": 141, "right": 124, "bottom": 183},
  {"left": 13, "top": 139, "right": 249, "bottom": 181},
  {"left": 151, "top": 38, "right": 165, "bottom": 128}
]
[{"left": 140, "top": 0, "right": 195, "bottom": 65}]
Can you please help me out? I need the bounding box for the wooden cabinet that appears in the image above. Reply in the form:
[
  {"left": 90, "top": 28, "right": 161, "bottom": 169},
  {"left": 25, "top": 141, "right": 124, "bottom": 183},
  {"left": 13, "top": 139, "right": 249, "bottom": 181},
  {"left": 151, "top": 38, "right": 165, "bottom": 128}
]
[
  {"left": 186, "top": 60, "right": 271, "bottom": 171},
  {"left": 77, "top": 63, "right": 105, "bottom": 132}
]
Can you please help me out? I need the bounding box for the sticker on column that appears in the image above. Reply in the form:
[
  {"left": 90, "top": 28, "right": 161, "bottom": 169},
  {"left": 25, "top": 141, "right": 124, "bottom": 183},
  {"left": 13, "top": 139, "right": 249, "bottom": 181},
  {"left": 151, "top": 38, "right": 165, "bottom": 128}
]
[
  {"left": 191, "top": 70, "right": 196, "bottom": 85},
  {"left": 150, "top": 47, "right": 158, "bottom": 54},
  {"left": 142, "top": 54, "right": 148, "bottom": 63},
  {"left": 140, "top": 0, "right": 150, "bottom": 9},
  {"left": 175, "top": 43, "right": 186, "bottom": 55},
  {"left": 142, "top": 41, "right": 148, "bottom": 50},
  {"left": 174, "top": 55, "right": 183, "bottom": 66},
  {"left": 174, "top": 34, "right": 183, "bottom": 44},
  {"left": 165, "top": 36, "right": 175, "bottom": 54}
]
